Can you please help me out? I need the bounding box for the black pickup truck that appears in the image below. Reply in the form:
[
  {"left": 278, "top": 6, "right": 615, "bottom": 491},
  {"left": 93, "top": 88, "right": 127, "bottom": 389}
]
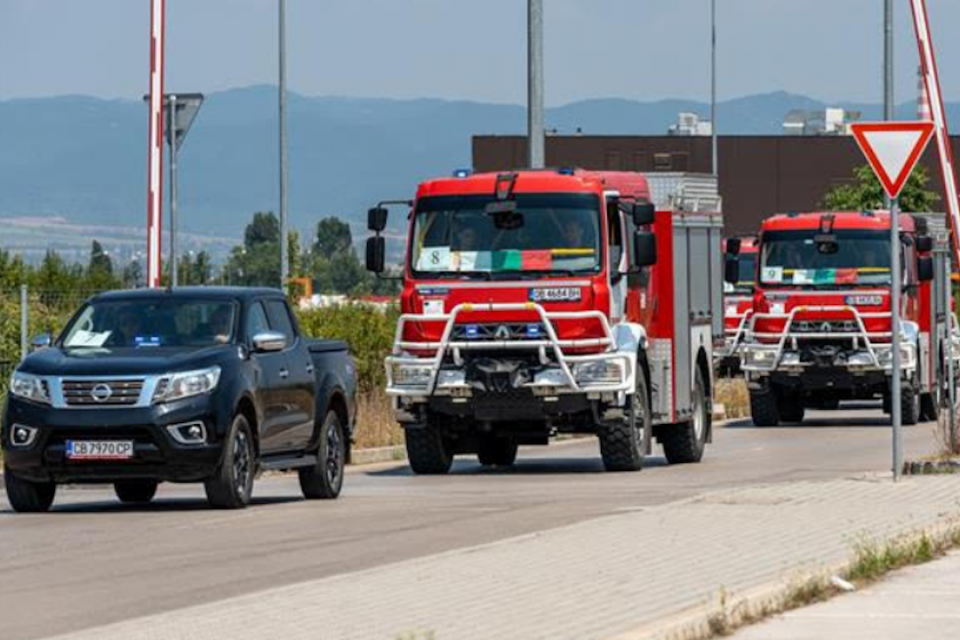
[{"left": 2, "top": 287, "right": 357, "bottom": 512}]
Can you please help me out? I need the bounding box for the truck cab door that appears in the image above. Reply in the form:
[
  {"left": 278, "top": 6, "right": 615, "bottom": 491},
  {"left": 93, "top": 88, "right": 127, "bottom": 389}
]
[
  {"left": 606, "top": 195, "right": 628, "bottom": 323},
  {"left": 263, "top": 299, "right": 316, "bottom": 451}
]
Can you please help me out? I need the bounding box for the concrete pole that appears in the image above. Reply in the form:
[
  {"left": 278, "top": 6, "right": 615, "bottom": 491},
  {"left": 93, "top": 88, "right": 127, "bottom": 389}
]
[
  {"left": 945, "top": 253, "right": 957, "bottom": 451},
  {"left": 711, "top": 0, "right": 718, "bottom": 177},
  {"left": 279, "top": 0, "right": 290, "bottom": 289},
  {"left": 527, "top": 0, "right": 545, "bottom": 169},
  {"left": 169, "top": 94, "right": 179, "bottom": 287}
]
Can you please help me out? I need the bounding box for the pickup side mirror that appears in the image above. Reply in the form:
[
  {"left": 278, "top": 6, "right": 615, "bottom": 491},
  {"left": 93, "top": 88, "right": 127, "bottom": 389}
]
[
  {"left": 916, "top": 235, "right": 934, "bottom": 253},
  {"left": 633, "top": 232, "right": 657, "bottom": 267},
  {"left": 918, "top": 256, "right": 934, "bottom": 282},
  {"left": 367, "top": 207, "right": 388, "bottom": 232},
  {"left": 366, "top": 236, "right": 385, "bottom": 273},
  {"left": 724, "top": 257, "right": 740, "bottom": 285},
  {"left": 252, "top": 331, "right": 287, "bottom": 353},
  {"left": 31, "top": 333, "right": 52, "bottom": 352}
]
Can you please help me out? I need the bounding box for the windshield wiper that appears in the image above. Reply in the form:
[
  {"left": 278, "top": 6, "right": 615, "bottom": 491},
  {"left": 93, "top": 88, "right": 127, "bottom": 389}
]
[{"left": 421, "top": 270, "right": 492, "bottom": 281}]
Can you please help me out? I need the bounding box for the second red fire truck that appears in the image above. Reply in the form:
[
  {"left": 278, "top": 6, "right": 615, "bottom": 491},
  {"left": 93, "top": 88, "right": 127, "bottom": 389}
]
[{"left": 366, "top": 170, "right": 725, "bottom": 473}]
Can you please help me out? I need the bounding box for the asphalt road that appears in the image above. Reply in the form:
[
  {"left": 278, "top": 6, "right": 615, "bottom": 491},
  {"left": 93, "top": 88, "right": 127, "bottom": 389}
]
[{"left": 0, "top": 405, "right": 945, "bottom": 640}]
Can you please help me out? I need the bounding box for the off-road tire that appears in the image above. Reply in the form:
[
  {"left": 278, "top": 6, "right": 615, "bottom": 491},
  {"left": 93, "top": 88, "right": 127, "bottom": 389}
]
[
  {"left": 662, "top": 367, "right": 709, "bottom": 464},
  {"left": 405, "top": 423, "right": 454, "bottom": 475},
  {"left": 750, "top": 384, "right": 780, "bottom": 427},
  {"left": 300, "top": 410, "right": 346, "bottom": 499},
  {"left": 114, "top": 480, "right": 158, "bottom": 504},
  {"left": 204, "top": 414, "right": 256, "bottom": 509},
  {"left": 477, "top": 436, "right": 519, "bottom": 467},
  {"left": 599, "top": 367, "right": 650, "bottom": 472},
  {"left": 4, "top": 467, "right": 56, "bottom": 513},
  {"left": 902, "top": 381, "right": 921, "bottom": 426}
]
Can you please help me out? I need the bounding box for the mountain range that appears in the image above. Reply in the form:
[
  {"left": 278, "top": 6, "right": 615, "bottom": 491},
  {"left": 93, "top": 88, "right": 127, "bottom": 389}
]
[{"left": 0, "top": 86, "right": 948, "bottom": 257}]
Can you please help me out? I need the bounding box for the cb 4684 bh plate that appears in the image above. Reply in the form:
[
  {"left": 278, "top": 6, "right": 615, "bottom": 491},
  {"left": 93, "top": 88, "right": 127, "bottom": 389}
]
[{"left": 529, "top": 287, "right": 582, "bottom": 303}]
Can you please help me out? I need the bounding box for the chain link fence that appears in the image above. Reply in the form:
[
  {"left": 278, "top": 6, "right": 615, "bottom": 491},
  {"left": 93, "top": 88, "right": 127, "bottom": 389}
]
[{"left": 0, "top": 286, "right": 101, "bottom": 395}]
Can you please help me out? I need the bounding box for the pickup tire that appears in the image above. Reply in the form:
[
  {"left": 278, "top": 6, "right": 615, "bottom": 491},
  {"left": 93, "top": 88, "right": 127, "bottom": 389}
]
[
  {"left": 4, "top": 467, "right": 56, "bottom": 513},
  {"left": 299, "top": 410, "right": 345, "bottom": 500},
  {"left": 405, "top": 423, "right": 454, "bottom": 475},
  {"left": 477, "top": 436, "right": 519, "bottom": 467},
  {"left": 599, "top": 368, "right": 650, "bottom": 472},
  {"left": 662, "top": 367, "right": 709, "bottom": 464},
  {"left": 902, "top": 380, "right": 921, "bottom": 426},
  {"left": 114, "top": 480, "right": 158, "bottom": 504},
  {"left": 750, "top": 384, "right": 780, "bottom": 427},
  {"left": 204, "top": 414, "right": 255, "bottom": 509}
]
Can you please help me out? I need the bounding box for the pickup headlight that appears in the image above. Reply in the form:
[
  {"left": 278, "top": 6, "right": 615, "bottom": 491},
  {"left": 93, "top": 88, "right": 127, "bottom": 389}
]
[
  {"left": 152, "top": 366, "right": 221, "bottom": 404},
  {"left": 574, "top": 361, "right": 624, "bottom": 385},
  {"left": 9, "top": 372, "right": 51, "bottom": 405},
  {"left": 391, "top": 364, "right": 433, "bottom": 387}
]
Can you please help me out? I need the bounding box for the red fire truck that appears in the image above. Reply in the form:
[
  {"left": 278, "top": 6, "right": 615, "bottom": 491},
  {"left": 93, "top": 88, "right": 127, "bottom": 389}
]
[
  {"left": 738, "top": 211, "right": 956, "bottom": 426},
  {"left": 365, "top": 170, "right": 725, "bottom": 473},
  {"left": 718, "top": 236, "right": 759, "bottom": 376}
]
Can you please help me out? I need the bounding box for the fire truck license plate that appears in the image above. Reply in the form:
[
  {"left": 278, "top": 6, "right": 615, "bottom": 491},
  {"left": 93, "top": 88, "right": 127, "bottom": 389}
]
[
  {"left": 530, "top": 288, "right": 582, "bottom": 303},
  {"left": 845, "top": 295, "right": 883, "bottom": 306}
]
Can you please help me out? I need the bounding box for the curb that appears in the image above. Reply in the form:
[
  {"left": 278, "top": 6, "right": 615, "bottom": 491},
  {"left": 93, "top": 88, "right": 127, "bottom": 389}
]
[{"left": 606, "top": 517, "right": 960, "bottom": 640}]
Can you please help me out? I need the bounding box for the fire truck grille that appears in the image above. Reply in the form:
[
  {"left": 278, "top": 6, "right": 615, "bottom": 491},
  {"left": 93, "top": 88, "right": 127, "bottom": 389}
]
[{"left": 792, "top": 320, "right": 859, "bottom": 334}]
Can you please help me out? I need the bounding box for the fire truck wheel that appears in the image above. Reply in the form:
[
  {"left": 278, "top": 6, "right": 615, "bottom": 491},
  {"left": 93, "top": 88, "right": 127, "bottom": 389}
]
[
  {"left": 662, "top": 367, "right": 709, "bottom": 464},
  {"left": 749, "top": 384, "right": 780, "bottom": 427},
  {"left": 779, "top": 392, "right": 805, "bottom": 424},
  {"left": 405, "top": 424, "right": 454, "bottom": 475},
  {"left": 921, "top": 392, "right": 939, "bottom": 422},
  {"left": 901, "top": 381, "right": 921, "bottom": 426},
  {"left": 599, "top": 368, "right": 651, "bottom": 472},
  {"left": 477, "top": 436, "right": 519, "bottom": 467}
]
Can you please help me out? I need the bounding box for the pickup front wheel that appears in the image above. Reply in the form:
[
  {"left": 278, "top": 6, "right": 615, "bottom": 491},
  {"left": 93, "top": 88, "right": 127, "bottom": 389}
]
[
  {"left": 205, "top": 414, "right": 255, "bottom": 509},
  {"left": 4, "top": 467, "right": 56, "bottom": 513},
  {"left": 300, "top": 410, "right": 345, "bottom": 500}
]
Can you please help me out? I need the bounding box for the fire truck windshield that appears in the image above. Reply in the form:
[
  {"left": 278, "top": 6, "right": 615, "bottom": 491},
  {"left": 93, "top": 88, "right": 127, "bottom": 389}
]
[
  {"left": 759, "top": 229, "right": 892, "bottom": 287},
  {"left": 732, "top": 253, "right": 757, "bottom": 293},
  {"left": 410, "top": 193, "right": 602, "bottom": 278}
]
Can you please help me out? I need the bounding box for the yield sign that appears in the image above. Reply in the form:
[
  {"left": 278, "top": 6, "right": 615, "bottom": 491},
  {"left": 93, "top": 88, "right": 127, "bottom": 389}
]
[{"left": 850, "top": 122, "right": 936, "bottom": 199}]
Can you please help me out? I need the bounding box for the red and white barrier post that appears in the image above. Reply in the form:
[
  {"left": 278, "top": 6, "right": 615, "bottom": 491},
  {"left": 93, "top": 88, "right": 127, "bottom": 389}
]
[{"left": 146, "top": 0, "right": 165, "bottom": 288}]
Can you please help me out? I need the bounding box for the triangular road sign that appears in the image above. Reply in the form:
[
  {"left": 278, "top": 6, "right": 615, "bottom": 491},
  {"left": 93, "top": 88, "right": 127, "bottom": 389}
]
[{"left": 850, "top": 122, "right": 936, "bottom": 199}]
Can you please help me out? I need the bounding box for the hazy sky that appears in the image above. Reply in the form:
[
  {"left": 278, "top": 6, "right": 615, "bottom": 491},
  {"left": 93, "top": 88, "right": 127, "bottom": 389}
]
[{"left": 2, "top": 0, "right": 959, "bottom": 105}]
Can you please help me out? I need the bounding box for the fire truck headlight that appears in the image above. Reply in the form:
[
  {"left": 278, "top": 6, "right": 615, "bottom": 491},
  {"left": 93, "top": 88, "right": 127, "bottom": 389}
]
[
  {"left": 574, "top": 361, "right": 624, "bottom": 386},
  {"left": 744, "top": 348, "right": 777, "bottom": 367},
  {"left": 392, "top": 364, "right": 433, "bottom": 387}
]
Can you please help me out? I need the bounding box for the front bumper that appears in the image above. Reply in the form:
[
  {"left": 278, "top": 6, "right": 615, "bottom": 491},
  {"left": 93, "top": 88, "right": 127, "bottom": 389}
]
[
  {"left": 1, "top": 394, "right": 228, "bottom": 484},
  {"left": 741, "top": 343, "right": 917, "bottom": 375}
]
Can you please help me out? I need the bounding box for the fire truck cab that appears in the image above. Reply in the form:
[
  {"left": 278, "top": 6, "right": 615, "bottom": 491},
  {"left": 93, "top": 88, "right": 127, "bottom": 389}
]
[
  {"left": 366, "top": 170, "right": 725, "bottom": 474},
  {"left": 738, "top": 211, "right": 956, "bottom": 426}
]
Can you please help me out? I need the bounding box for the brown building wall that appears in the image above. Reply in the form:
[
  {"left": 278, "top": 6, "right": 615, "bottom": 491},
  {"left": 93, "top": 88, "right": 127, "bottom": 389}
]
[{"left": 472, "top": 135, "right": 960, "bottom": 236}]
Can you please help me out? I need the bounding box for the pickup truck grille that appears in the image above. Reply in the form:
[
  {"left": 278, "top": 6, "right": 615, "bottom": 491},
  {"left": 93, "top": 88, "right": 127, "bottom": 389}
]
[{"left": 62, "top": 379, "right": 145, "bottom": 407}]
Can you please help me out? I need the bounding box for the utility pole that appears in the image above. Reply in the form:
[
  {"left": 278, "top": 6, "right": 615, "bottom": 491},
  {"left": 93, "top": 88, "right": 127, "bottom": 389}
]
[
  {"left": 711, "top": 0, "right": 718, "bottom": 177},
  {"left": 527, "top": 0, "right": 545, "bottom": 169},
  {"left": 279, "top": 0, "right": 290, "bottom": 290},
  {"left": 169, "top": 94, "right": 179, "bottom": 287}
]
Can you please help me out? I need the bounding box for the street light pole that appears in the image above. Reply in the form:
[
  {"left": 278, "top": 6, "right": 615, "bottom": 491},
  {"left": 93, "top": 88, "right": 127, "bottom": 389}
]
[
  {"left": 279, "top": 0, "right": 290, "bottom": 290},
  {"left": 169, "top": 93, "right": 179, "bottom": 287},
  {"left": 711, "top": 0, "right": 718, "bottom": 177},
  {"left": 527, "top": 0, "right": 545, "bottom": 169}
]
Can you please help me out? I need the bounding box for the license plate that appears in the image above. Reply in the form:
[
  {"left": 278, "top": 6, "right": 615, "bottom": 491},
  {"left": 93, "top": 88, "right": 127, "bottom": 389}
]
[
  {"left": 530, "top": 287, "right": 582, "bottom": 303},
  {"left": 845, "top": 295, "right": 884, "bottom": 306},
  {"left": 66, "top": 440, "right": 134, "bottom": 461}
]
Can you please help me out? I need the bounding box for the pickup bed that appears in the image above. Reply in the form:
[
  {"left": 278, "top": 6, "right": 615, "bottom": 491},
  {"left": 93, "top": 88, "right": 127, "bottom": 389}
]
[{"left": 2, "top": 287, "right": 357, "bottom": 512}]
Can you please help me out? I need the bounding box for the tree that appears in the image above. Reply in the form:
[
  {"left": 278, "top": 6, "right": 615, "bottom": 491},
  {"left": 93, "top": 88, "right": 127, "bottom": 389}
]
[
  {"left": 823, "top": 164, "right": 941, "bottom": 213},
  {"left": 224, "top": 212, "right": 282, "bottom": 287},
  {"left": 86, "top": 241, "right": 118, "bottom": 290},
  {"left": 312, "top": 217, "right": 353, "bottom": 257}
]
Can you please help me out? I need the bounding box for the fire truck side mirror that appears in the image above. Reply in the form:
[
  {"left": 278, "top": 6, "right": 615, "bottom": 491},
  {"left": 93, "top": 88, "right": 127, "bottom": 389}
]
[
  {"left": 724, "top": 257, "right": 740, "bottom": 285},
  {"left": 366, "top": 236, "right": 386, "bottom": 273},
  {"left": 633, "top": 232, "right": 657, "bottom": 267},
  {"left": 725, "top": 238, "right": 742, "bottom": 256},
  {"left": 917, "top": 256, "right": 934, "bottom": 282},
  {"left": 625, "top": 203, "right": 656, "bottom": 226},
  {"left": 368, "top": 207, "right": 389, "bottom": 232},
  {"left": 916, "top": 235, "right": 934, "bottom": 253}
]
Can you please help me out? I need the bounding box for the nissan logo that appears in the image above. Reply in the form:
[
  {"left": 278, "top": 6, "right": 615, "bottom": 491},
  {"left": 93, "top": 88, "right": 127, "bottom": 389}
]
[{"left": 91, "top": 383, "right": 113, "bottom": 403}]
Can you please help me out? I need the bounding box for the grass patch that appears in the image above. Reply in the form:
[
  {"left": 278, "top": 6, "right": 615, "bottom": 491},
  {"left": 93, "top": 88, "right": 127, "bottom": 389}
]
[
  {"left": 715, "top": 378, "right": 750, "bottom": 420},
  {"left": 354, "top": 391, "right": 404, "bottom": 450}
]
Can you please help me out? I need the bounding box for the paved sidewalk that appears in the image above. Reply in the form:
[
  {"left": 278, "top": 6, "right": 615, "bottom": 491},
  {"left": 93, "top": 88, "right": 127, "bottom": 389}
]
[
  {"left": 48, "top": 475, "right": 960, "bottom": 640},
  {"left": 734, "top": 550, "right": 960, "bottom": 640}
]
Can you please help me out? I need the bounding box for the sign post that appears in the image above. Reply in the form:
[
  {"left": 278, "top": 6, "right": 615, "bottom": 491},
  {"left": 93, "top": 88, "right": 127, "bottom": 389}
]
[
  {"left": 851, "top": 122, "right": 935, "bottom": 480},
  {"left": 146, "top": 0, "right": 165, "bottom": 288}
]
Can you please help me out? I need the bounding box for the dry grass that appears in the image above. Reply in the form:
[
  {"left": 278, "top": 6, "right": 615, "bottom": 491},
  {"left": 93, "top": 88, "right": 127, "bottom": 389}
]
[
  {"left": 715, "top": 378, "right": 750, "bottom": 420},
  {"left": 353, "top": 391, "right": 404, "bottom": 450}
]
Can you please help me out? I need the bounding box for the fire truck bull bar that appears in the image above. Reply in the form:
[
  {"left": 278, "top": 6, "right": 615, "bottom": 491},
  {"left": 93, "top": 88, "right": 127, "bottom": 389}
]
[
  {"left": 385, "top": 302, "right": 635, "bottom": 398},
  {"left": 718, "top": 311, "right": 753, "bottom": 360},
  {"left": 740, "top": 305, "right": 917, "bottom": 373}
]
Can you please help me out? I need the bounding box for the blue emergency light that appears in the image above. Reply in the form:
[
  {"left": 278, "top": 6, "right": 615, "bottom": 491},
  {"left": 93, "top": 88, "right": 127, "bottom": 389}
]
[
  {"left": 465, "top": 325, "right": 480, "bottom": 339},
  {"left": 526, "top": 324, "right": 541, "bottom": 337},
  {"left": 453, "top": 169, "right": 473, "bottom": 178}
]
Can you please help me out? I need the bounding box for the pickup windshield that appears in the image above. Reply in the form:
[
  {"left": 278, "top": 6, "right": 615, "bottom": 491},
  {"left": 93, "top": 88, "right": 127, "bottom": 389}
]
[
  {"left": 760, "top": 229, "right": 892, "bottom": 287},
  {"left": 62, "top": 299, "right": 238, "bottom": 349},
  {"left": 410, "top": 193, "right": 602, "bottom": 278}
]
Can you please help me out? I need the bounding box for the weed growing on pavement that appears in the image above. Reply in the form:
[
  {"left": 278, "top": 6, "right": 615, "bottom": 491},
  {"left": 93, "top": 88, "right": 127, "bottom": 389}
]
[
  {"left": 714, "top": 379, "right": 750, "bottom": 420},
  {"left": 845, "top": 531, "right": 940, "bottom": 585}
]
